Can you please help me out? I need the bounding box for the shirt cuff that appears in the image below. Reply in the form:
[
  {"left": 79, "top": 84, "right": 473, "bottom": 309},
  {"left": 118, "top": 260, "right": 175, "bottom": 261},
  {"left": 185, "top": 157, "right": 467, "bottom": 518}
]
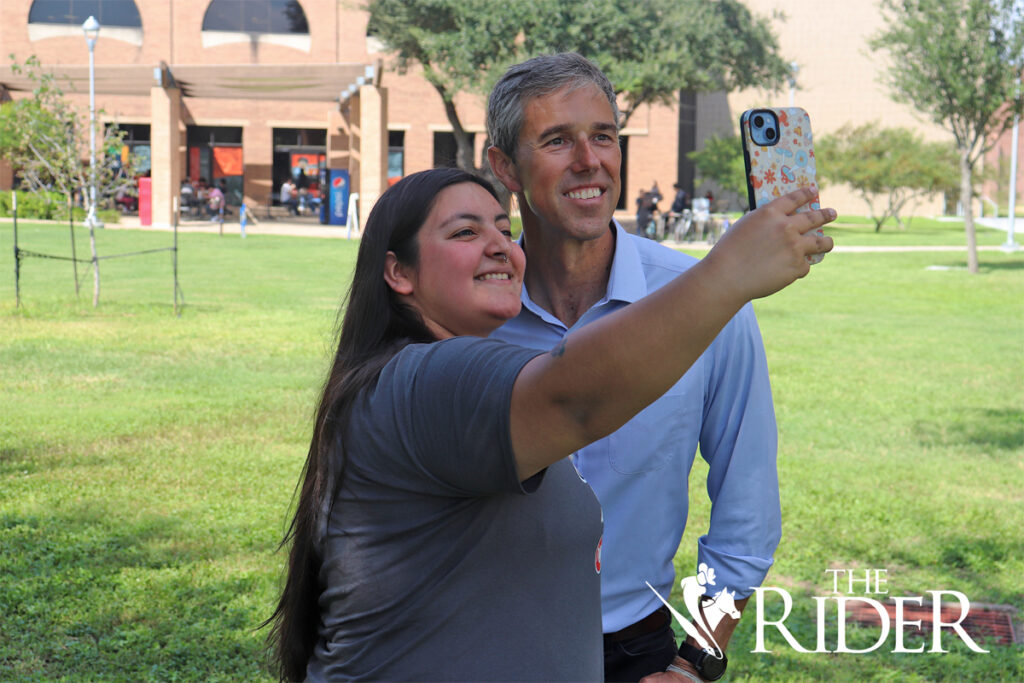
[{"left": 696, "top": 536, "right": 775, "bottom": 600}]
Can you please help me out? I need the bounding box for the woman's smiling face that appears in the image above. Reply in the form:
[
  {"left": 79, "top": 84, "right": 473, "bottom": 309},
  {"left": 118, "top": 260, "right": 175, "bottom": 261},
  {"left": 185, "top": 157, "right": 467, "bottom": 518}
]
[{"left": 386, "top": 182, "right": 525, "bottom": 339}]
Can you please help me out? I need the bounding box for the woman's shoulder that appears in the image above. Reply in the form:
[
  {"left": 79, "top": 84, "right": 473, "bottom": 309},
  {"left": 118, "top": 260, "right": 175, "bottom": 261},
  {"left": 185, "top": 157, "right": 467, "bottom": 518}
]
[{"left": 388, "top": 337, "right": 540, "bottom": 378}]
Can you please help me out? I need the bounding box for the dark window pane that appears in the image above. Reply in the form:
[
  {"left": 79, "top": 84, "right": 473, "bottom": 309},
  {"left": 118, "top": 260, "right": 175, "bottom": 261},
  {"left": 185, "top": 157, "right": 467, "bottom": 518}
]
[
  {"left": 28, "top": 0, "right": 141, "bottom": 27},
  {"left": 202, "top": 0, "right": 244, "bottom": 31},
  {"left": 110, "top": 123, "right": 151, "bottom": 142},
  {"left": 272, "top": 128, "right": 325, "bottom": 147},
  {"left": 187, "top": 126, "right": 243, "bottom": 146},
  {"left": 202, "top": 0, "right": 308, "bottom": 34}
]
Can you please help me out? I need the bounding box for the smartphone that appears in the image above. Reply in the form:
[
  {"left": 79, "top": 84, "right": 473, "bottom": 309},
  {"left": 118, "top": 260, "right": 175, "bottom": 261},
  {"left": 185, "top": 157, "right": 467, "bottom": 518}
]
[{"left": 740, "top": 107, "right": 825, "bottom": 264}]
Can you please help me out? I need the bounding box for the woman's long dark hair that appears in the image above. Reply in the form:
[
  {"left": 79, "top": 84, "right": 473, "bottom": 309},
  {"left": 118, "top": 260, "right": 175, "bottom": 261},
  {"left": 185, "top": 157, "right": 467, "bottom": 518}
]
[{"left": 265, "top": 168, "right": 501, "bottom": 681}]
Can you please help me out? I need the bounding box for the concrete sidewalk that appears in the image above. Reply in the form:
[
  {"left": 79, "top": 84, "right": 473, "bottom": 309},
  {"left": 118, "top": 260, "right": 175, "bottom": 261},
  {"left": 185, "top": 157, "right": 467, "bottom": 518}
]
[
  {"left": 9, "top": 214, "right": 1014, "bottom": 252},
  {"left": 107, "top": 214, "right": 362, "bottom": 239}
]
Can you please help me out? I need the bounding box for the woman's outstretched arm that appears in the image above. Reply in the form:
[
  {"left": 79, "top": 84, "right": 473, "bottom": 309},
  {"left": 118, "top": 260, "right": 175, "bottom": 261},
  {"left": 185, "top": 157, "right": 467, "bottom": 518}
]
[{"left": 510, "top": 187, "right": 834, "bottom": 479}]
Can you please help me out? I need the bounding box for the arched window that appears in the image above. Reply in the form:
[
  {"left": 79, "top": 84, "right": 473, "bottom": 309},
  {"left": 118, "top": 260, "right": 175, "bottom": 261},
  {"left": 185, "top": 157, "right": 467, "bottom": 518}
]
[
  {"left": 27, "top": 0, "right": 143, "bottom": 45},
  {"left": 201, "top": 0, "right": 310, "bottom": 51}
]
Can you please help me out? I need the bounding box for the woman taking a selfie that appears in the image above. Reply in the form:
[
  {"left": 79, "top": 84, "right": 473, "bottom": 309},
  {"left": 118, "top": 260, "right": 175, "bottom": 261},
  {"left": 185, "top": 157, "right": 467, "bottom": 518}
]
[{"left": 267, "top": 167, "right": 833, "bottom": 681}]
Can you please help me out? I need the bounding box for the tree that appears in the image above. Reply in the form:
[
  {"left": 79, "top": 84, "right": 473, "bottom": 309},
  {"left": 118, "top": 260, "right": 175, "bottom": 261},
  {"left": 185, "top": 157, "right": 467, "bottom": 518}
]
[
  {"left": 817, "top": 123, "right": 959, "bottom": 231},
  {"left": 0, "top": 55, "right": 137, "bottom": 305},
  {"left": 686, "top": 134, "right": 749, "bottom": 209},
  {"left": 870, "top": 0, "right": 1024, "bottom": 273},
  {"left": 365, "top": 0, "right": 790, "bottom": 177}
]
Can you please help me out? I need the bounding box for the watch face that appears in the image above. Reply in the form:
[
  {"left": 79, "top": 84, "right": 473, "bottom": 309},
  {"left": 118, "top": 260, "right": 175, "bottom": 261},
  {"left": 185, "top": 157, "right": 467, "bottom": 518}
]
[{"left": 699, "top": 653, "right": 727, "bottom": 680}]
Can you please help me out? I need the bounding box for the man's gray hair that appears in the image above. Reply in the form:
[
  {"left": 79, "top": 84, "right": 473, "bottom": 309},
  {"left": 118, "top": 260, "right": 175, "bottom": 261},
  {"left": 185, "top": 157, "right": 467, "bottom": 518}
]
[{"left": 486, "top": 52, "right": 620, "bottom": 160}]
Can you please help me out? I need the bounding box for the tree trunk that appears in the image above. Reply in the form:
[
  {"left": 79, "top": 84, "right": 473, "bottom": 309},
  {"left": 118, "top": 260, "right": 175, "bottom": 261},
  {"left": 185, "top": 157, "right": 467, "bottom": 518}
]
[
  {"left": 435, "top": 89, "right": 476, "bottom": 173},
  {"left": 961, "top": 149, "right": 979, "bottom": 274},
  {"left": 88, "top": 222, "right": 100, "bottom": 306}
]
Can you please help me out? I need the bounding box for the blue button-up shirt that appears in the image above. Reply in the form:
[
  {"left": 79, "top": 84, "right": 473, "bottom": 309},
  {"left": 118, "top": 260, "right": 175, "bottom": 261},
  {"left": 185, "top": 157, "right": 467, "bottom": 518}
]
[{"left": 491, "top": 222, "right": 781, "bottom": 632}]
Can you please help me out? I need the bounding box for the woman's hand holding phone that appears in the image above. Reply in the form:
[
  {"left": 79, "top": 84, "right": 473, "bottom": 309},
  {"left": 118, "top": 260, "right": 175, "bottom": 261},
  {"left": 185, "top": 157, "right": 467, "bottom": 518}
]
[{"left": 702, "top": 187, "right": 836, "bottom": 304}]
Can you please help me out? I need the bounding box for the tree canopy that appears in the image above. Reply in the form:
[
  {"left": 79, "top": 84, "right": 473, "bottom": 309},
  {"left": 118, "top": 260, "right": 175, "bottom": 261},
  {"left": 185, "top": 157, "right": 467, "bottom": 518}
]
[
  {"left": 870, "top": 0, "right": 1024, "bottom": 271},
  {"left": 687, "top": 134, "right": 748, "bottom": 209},
  {"left": 817, "top": 123, "right": 958, "bottom": 231},
  {"left": 0, "top": 55, "right": 139, "bottom": 306},
  {"left": 365, "top": 0, "right": 790, "bottom": 173},
  {"left": 0, "top": 56, "right": 136, "bottom": 216}
]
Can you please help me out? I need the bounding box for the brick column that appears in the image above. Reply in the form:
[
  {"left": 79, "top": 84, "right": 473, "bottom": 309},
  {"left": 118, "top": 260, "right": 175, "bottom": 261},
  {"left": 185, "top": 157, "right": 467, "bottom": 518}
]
[
  {"left": 244, "top": 123, "right": 272, "bottom": 208},
  {"left": 150, "top": 85, "right": 182, "bottom": 227},
  {"left": 326, "top": 106, "right": 350, "bottom": 170},
  {"left": 357, "top": 84, "right": 387, "bottom": 232},
  {"left": 0, "top": 159, "right": 12, "bottom": 191}
]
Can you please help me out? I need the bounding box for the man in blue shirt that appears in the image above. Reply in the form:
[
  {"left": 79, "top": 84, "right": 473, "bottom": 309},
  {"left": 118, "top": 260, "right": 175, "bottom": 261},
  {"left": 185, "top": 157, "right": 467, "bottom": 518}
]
[{"left": 487, "top": 53, "right": 781, "bottom": 682}]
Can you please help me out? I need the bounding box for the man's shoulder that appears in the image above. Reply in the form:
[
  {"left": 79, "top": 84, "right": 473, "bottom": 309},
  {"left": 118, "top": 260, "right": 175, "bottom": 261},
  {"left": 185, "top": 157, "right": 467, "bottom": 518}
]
[{"left": 626, "top": 232, "right": 700, "bottom": 276}]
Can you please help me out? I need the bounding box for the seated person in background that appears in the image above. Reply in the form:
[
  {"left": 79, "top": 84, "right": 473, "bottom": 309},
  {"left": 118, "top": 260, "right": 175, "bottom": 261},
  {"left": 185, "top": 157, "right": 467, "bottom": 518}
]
[
  {"left": 180, "top": 179, "right": 195, "bottom": 216},
  {"left": 280, "top": 178, "right": 299, "bottom": 215},
  {"left": 206, "top": 181, "right": 225, "bottom": 220}
]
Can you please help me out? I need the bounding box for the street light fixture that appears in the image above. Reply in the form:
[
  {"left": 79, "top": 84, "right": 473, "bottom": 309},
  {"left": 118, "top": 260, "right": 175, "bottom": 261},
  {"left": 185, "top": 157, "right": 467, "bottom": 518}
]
[
  {"left": 82, "top": 15, "right": 102, "bottom": 229},
  {"left": 788, "top": 62, "right": 800, "bottom": 108},
  {"left": 1003, "top": 80, "right": 1021, "bottom": 253}
]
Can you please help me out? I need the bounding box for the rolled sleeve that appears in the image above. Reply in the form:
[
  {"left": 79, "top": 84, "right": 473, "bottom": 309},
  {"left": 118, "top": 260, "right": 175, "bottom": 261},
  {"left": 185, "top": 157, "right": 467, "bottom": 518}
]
[{"left": 696, "top": 303, "right": 781, "bottom": 598}]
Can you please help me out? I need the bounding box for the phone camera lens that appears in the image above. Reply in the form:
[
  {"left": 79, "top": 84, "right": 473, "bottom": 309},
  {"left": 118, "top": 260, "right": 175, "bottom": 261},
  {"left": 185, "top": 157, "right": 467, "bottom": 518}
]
[
  {"left": 753, "top": 115, "right": 764, "bottom": 128},
  {"left": 766, "top": 128, "right": 777, "bottom": 141}
]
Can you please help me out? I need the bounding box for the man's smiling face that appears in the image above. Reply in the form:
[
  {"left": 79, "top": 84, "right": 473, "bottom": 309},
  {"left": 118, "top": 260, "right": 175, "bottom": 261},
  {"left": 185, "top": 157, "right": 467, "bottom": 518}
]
[{"left": 513, "top": 83, "right": 621, "bottom": 243}]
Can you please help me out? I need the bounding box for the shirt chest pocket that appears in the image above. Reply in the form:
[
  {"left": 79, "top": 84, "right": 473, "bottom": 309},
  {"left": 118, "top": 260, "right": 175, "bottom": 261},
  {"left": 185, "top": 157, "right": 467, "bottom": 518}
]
[{"left": 603, "top": 375, "right": 703, "bottom": 475}]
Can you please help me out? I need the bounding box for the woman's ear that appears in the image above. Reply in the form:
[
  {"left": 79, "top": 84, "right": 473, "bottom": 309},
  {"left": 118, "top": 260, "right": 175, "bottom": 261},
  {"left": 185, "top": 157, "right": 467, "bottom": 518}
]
[
  {"left": 383, "top": 251, "right": 414, "bottom": 296},
  {"left": 487, "top": 146, "right": 523, "bottom": 194}
]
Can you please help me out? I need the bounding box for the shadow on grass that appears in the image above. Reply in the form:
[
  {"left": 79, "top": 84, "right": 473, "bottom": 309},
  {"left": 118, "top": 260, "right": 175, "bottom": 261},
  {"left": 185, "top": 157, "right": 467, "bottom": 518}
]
[
  {"left": 980, "top": 257, "right": 1024, "bottom": 272},
  {"left": 0, "top": 504, "right": 274, "bottom": 680},
  {"left": 913, "top": 407, "right": 1024, "bottom": 454},
  {"left": 0, "top": 444, "right": 47, "bottom": 477}
]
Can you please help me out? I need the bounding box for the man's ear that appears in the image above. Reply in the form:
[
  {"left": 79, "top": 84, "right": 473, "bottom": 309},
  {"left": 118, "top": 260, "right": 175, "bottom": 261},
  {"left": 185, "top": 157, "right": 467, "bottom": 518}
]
[
  {"left": 487, "top": 146, "right": 522, "bottom": 194},
  {"left": 383, "top": 251, "right": 414, "bottom": 296}
]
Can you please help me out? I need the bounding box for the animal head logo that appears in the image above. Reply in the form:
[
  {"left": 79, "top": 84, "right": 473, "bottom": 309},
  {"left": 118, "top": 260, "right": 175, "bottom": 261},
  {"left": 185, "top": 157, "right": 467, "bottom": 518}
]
[{"left": 646, "top": 563, "right": 740, "bottom": 660}]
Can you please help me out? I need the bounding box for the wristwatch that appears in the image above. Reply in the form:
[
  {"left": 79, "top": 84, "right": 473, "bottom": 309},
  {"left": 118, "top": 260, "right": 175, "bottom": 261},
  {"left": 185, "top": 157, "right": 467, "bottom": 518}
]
[{"left": 677, "top": 641, "right": 727, "bottom": 681}]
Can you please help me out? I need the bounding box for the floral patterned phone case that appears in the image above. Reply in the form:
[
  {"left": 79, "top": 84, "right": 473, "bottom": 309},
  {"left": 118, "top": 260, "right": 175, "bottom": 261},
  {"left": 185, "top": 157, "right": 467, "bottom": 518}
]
[{"left": 740, "top": 107, "right": 825, "bottom": 264}]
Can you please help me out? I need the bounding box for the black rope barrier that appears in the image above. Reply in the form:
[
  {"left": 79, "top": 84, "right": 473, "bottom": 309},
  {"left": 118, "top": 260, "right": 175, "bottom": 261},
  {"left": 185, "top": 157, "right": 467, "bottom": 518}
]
[
  {"left": 15, "top": 249, "right": 92, "bottom": 263},
  {"left": 10, "top": 191, "right": 182, "bottom": 312}
]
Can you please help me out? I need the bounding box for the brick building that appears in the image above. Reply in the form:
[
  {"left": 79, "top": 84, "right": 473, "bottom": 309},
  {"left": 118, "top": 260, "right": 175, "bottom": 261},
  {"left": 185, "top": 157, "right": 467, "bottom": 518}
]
[{"left": 0, "top": 0, "right": 1010, "bottom": 225}]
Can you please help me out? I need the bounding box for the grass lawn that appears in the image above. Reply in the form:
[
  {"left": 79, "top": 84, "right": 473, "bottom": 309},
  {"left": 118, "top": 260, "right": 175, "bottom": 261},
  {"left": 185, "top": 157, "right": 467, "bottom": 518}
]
[
  {"left": 825, "top": 215, "right": 1011, "bottom": 247},
  {"left": 1, "top": 221, "right": 1022, "bottom": 680}
]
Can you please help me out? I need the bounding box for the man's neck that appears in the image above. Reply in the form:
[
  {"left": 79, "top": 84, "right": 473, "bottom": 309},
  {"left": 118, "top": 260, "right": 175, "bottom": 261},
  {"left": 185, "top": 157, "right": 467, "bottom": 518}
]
[{"left": 521, "top": 222, "right": 616, "bottom": 329}]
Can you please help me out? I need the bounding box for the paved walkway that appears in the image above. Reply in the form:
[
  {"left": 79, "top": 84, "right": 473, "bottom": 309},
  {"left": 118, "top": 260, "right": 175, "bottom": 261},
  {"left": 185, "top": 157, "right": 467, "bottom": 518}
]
[
  {"left": 106, "top": 215, "right": 362, "bottom": 240},
  {"left": 8, "top": 214, "right": 1018, "bottom": 253}
]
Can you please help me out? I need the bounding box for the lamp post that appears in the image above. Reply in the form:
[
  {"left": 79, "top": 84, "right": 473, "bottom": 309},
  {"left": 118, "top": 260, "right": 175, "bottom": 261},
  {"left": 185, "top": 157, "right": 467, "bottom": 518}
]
[
  {"left": 1004, "top": 81, "right": 1021, "bottom": 252},
  {"left": 1002, "top": 111, "right": 1020, "bottom": 252},
  {"left": 788, "top": 62, "right": 800, "bottom": 107},
  {"left": 82, "top": 15, "right": 101, "bottom": 229}
]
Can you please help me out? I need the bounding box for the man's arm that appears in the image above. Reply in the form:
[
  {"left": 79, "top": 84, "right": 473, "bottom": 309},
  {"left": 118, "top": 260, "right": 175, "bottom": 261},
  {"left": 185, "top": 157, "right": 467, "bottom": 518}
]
[{"left": 644, "top": 304, "right": 781, "bottom": 681}]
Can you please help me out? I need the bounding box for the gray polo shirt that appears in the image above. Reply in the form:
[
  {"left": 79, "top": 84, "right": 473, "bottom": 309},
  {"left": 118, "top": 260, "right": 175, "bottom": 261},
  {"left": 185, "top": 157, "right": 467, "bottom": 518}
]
[{"left": 307, "top": 337, "right": 604, "bottom": 681}]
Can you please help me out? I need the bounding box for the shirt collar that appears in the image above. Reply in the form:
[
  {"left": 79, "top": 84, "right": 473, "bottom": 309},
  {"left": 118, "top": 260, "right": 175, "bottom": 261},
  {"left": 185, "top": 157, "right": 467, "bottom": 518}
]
[{"left": 517, "top": 220, "right": 649, "bottom": 326}]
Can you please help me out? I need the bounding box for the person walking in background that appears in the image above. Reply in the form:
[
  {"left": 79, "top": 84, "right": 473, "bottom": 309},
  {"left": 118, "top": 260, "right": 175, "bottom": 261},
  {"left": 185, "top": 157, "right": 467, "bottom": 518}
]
[
  {"left": 666, "top": 182, "right": 692, "bottom": 242},
  {"left": 670, "top": 182, "right": 690, "bottom": 215},
  {"left": 266, "top": 166, "right": 833, "bottom": 681},
  {"left": 635, "top": 187, "right": 654, "bottom": 238},
  {"left": 486, "top": 52, "right": 831, "bottom": 682}
]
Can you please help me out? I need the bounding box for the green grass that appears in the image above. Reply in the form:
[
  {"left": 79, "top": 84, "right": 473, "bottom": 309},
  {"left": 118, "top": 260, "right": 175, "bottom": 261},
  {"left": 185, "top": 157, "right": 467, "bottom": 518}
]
[
  {"left": 825, "top": 215, "right": 1010, "bottom": 247},
  {"left": 2, "top": 222, "right": 1022, "bottom": 680},
  {"left": 697, "top": 214, "right": 1009, "bottom": 248}
]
